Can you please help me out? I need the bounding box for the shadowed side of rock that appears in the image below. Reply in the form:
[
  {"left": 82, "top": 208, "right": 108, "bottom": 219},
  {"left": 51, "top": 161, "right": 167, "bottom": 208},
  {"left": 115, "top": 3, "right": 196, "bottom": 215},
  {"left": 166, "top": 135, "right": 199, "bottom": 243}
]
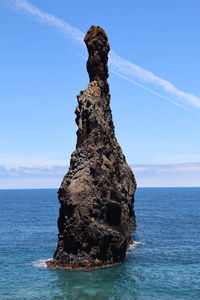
[{"left": 47, "top": 26, "right": 136, "bottom": 270}]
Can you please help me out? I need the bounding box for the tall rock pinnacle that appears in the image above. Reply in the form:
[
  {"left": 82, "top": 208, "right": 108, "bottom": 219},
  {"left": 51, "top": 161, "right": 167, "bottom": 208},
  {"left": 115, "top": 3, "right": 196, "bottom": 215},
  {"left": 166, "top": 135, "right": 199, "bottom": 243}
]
[
  {"left": 47, "top": 26, "right": 137, "bottom": 269},
  {"left": 84, "top": 26, "right": 110, "bottom": 95}
]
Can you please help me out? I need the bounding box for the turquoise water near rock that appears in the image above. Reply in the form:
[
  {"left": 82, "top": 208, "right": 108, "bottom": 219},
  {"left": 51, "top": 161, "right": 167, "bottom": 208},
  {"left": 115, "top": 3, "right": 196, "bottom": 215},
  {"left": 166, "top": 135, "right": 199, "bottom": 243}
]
[{"left": 0, "top": 188, "right": 200, "bottom": 299}]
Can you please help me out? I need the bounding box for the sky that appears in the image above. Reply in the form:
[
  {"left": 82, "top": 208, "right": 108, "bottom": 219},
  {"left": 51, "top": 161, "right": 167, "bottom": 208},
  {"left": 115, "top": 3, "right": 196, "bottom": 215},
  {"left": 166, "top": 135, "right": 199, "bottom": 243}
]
[{"left": 1, "top": 0, "right": 200, "bottom": 188}]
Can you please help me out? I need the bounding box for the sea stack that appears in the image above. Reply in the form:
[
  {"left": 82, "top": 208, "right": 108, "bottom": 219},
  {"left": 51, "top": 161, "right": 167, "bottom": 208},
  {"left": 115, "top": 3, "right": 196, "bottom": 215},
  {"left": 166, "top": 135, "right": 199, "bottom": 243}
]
[{"left": 47, "top": 26, "right": 137, "bottom": 269}]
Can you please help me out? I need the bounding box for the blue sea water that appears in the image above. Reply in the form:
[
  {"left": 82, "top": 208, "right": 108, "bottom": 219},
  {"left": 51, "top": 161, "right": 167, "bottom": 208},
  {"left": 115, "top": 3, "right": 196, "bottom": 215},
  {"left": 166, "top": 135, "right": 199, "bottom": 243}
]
[{"left": 0, "top": 188, "right": 200, "bottom": 299}]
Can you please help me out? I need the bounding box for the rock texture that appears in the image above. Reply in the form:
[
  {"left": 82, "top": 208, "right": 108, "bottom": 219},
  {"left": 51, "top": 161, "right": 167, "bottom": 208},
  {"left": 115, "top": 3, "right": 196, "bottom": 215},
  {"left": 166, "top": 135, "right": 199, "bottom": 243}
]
[{"left": 47, "top": 26, "right": 136, "bottom": 270}]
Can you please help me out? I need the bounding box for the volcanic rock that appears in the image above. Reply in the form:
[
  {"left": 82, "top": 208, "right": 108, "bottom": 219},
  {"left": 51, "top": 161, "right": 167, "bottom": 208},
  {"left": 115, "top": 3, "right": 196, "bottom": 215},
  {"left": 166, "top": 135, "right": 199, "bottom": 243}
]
[{"left": 47, "top": 26, "right": 137, "bottom": 270}]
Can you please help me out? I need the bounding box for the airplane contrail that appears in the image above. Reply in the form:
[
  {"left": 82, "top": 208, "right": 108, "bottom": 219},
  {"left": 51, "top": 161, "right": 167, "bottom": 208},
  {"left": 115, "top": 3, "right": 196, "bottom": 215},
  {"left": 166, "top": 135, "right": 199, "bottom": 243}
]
[
  {"left": 9, "top": 0, "right": 200, "bottom": 115},
  {"left": 110, "top": 70, "right": 200, "bottom": 117}
]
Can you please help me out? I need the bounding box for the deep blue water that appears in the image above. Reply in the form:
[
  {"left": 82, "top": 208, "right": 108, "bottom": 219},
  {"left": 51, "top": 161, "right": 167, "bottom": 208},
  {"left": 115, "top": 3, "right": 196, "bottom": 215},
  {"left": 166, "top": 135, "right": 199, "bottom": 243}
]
[{"left": 0, "top": 188, "right": 200, "bottom": 299}]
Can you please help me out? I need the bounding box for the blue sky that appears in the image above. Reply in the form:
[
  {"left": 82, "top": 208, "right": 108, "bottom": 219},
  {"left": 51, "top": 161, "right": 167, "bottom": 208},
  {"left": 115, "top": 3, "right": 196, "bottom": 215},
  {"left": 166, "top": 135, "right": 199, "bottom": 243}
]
[{"left": 1, "top": 0, "right": 200, "bottom": 187}]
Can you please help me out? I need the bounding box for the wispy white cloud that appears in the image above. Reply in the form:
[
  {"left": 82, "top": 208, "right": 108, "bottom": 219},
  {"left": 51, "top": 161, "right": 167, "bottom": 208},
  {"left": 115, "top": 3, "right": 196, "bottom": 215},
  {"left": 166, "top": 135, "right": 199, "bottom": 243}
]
[
  {"left": 132, "top": 163, "right": 200, "bottom": 187},
  {"left": 0, "top": 165, "right": 67, "bottom": 177},
  {"left": 12, "top": 0, "right": 84, "bottom": 43},
  {"left": 110, "top": 51, "right": 200, "bottom": 108},
  {"left": 109, "top": 70, "right": 200, "bottom": 116},
  {"left": 0, "top": 165, "right": 67, "bottom": 189},
  {"left": 0, "top": 165, "right": 66, "bottom": 189},
  {"left": 132, "top": 163, "right": 200, "bottom": 173},
  {"left": 8, "top": 0, "right": 200, "bottom": 115},
  {"left": 1, "top": 163, "right": 200, "bottom": 188}
]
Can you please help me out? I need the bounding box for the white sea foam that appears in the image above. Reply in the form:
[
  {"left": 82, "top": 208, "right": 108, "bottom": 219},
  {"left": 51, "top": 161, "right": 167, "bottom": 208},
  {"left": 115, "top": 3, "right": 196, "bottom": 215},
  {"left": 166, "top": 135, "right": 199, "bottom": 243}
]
[
  {"left": 31, "top": 244, "right": 142, "bottom": 268},
  {"left": 127, "top": 241, "right": 144, "bottom": 251},
  {"left": 32, "top": 258, "right": 52, "bottom": 268}
]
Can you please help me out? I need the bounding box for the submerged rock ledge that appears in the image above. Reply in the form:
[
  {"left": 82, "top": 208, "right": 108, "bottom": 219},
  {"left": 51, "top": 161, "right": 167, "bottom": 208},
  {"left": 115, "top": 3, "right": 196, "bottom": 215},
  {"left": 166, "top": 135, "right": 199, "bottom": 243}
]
[{"left": 47, "top": 26, "right": 136, "bottom": 270}]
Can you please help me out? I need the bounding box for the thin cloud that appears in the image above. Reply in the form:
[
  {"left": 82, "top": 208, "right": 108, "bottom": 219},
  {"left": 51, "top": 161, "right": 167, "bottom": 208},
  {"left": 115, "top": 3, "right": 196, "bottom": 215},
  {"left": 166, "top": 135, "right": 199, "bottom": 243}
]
[
  {"left": 110, "top": 52, "right": 200, "bottom": 109},
  {"left": 132, "top": 163, "right": 200, "bottom": 187},
  {"left": 9, "top": 0, "right": 200, "bottom": 114},
  {"left": 1, "top": 163, "right": 200, "bottom": 188},
  {"left": 0, "top": 165, "right": 67, "bottom": 178},
  {"left": 13, "top": 0, "right": 84, "bottom": 43},
  {"left": 110, "top": 70, "right": 200, "bottom": 116},
  {"left": 132, "top": 163, "right": 200, "bottom": 173}
]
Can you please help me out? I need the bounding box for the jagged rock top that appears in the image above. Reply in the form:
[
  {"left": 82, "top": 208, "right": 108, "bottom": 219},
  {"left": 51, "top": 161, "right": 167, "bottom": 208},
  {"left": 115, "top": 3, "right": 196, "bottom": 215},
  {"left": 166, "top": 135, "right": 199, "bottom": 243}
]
[{"left": 84, "top": 26, "right": 110, "bottom": 94}]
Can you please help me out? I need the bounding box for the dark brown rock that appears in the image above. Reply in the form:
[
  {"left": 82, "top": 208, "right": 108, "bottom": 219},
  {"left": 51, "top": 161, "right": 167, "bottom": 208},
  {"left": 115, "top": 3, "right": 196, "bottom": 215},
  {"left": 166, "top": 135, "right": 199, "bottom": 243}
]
[
  {"left": 47, "top": 26, "right": 136, "bottom": 270},
  {"left": 84, "top": 26, "right": 110, "bottom": 96}
]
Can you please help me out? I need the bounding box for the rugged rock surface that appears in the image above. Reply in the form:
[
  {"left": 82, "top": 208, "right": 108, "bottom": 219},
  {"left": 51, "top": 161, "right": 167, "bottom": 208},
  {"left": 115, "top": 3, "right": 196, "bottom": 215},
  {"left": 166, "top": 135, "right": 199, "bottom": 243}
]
[{"left": 47, "top": 26, "right": 137, "bottom": 270}]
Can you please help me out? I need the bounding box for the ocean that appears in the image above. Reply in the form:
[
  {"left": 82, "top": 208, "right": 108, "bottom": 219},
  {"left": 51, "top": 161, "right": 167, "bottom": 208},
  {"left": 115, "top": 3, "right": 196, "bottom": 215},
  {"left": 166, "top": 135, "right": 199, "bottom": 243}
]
[{"left": 0, "top": 188, "right": 200, "bottom": 299}]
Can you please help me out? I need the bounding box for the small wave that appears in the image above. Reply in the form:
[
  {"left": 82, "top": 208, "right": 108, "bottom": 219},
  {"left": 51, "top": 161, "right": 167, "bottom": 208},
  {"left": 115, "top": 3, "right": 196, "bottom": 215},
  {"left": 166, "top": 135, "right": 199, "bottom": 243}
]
[
  {"left": 32, "top": 258, "right": 52, "bottom": 269},
  {"left": 164, "top": 251, "right": 176, "bottom": 256},
  {"left": 32, "top": 245, "right": 142, "bottom": 268},
  {"left": 128, "top": 241, "right": 144, "bottom": 251}
]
